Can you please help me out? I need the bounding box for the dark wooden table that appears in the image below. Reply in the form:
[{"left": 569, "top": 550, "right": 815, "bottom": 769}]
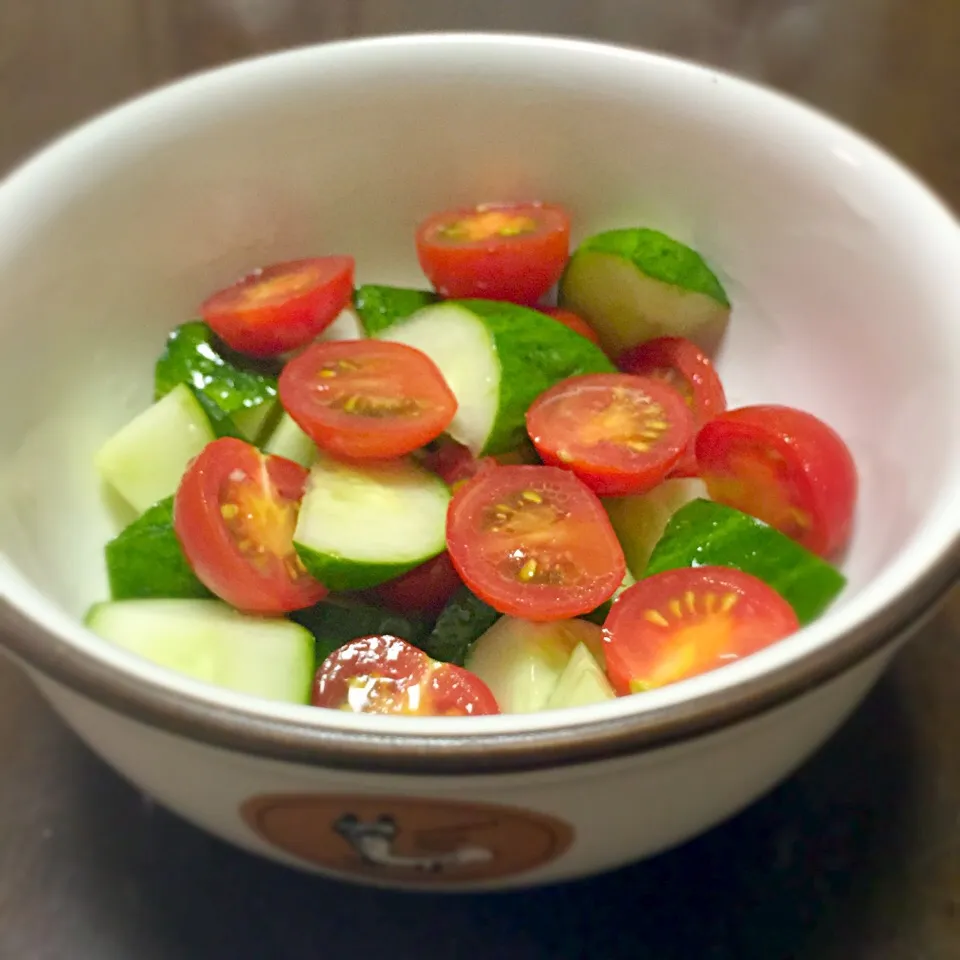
[{"left": 2, "top": 2, "right": 959, "bottom": 957}]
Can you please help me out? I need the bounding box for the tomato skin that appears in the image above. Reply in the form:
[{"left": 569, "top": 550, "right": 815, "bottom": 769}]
[
  {"left": 603, "top": 566, "right": 799, "bottom": 694},
  {"left": 695, "top": 405, "right": 857, "bottom": 558},
  {"left": 368, "top": 552, "right": 463, "bottom": 618},
  {"left": 200, "top": 256, "right": 355, "bottom": 357},
  {"left": 278, "top": 340, "right": 458, "bottom": 460},
  {"left": 415, "top": 202, "right": 571, "bottom": 305},
  {"left": 422, "top": 437, "right": 499, "bottom": 489},
  {"left": 173, "top": 437, "right": 327, "bottom": 614},
  {"left": 618, "top": 336, "right": 727, "bottom": 477},
  {"left": 311, "top": 635, "right": 500, "bottom": 716},
  {"left": 526, "top": 373, "right": 695, "bottom": 497},
  {"left": 446, "top": 465, "right": 626, "bottom": 621},
  {"left": 539, "top": 307, "right": 602, "bottom": 346}
]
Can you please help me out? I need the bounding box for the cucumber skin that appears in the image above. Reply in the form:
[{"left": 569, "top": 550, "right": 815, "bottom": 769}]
[
  {"left": 645, "top": 499, "right": 846, "bottom": 624},
  {"left": 419, "top": 587, "right": 501, "bottom": 666},
  {"left": 453, "top": 299, "right": 616, "bottom": 454},
  {"left": 572, "top": 229, "right": 729, "bottom": 307},
  {"left": 353, "top": 285, "right": 439, "bottom": 336},
  {"left": 155, "top": 321, "right": 278, "bottom": 436},
  {"left": 291, "top": 599, "right": 432, "bottom": 663},
  {"left": 294, "top": 544, "right": 439, "bottom": 593},
  {"left": 105, "top": 497, "right": 212, "bottom": 601}
]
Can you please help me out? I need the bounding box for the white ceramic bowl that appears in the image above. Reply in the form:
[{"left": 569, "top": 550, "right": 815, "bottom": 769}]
[{"left": 0, "top": 34, "right": 958, "bottom": 891}]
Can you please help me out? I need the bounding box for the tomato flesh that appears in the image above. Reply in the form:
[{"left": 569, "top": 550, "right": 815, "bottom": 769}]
[
  {"left": 539, "top": 307, "right": 602, "bottom": 346},
  {"left": 278, "top": 340, "right": 457, "bottom": 460},
  {"left": 618, "top": 336, "right": 727, "bottom": 477},
  {"left": 603, "top": 566, "right": 799, "bottom": 694},
  {"left": 526, "top": 373, "right": 695, "bottom": 497},
  {"left": 368, "top": 552, "right": 463, "bottom": 618},
  {"left": 695, "top": 405, "right": 857, "bottom": 558},
  {"left": 446, "top": 465, "right": 625, "bottom": 621},
  {"left": 200, "top": 256, "right": 354, "bottom": 357},
  {"left": 173, "top": 437, "right": 327, "bottom": 614},
  {"left": 312, "top": 635, "right": 499, "bottom": 716},
  {"left": 415, "top": 202, "right": 571, "bottom": 305}
]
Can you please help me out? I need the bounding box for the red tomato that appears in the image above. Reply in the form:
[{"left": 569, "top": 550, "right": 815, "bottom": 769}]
[
  {"left": 422, "top": 437, "right": 498, "bottom": 489},
  {"left": 278, "top": 340, "right": 457, "bottom": 461},
  {"left": 603, "top": 567, "right": 799, "bottom": 694},
  {"left": 312, "top": 635, "right": 499, "bottom": 716},
  {"left": 173, "top": 437, "right": 327, "bottom": 614},
  {"left": 369, "top": 552, "right": 463, "bottom": 618},
  {"left": 525, "top": 373, "right": 695, "bottom": 497},
  {"left": 415, "top": 202, "right": 571, "bottom": 305},
  {"left": 539, "top": 307, "right": 602, "bottom": 346},
  {"left": 618, "top": 336, "right": 727, "bottom": 477},
  {"left": 446, "top": 465, "right": 625, "bottom": 621},
  {"left": 695, "top": 405, "right": 857, "bottom": 558},
  {"left": 200, "top": 256, "right": 354, "bottom": 357}
]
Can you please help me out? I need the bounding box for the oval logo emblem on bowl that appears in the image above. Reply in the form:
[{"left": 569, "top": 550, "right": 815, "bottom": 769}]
[{"left": 241, "top": 793, "right": 574, "bottom": 884}]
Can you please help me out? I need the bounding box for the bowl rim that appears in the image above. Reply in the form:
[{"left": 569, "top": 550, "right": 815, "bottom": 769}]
[{"left": 1, "top": 31, "right": 959, "bottom": 775}]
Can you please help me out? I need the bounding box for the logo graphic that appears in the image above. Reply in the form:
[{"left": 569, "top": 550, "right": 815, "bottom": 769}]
[{"left": 242, "top": 793, "right": 574, "bottom": 884}]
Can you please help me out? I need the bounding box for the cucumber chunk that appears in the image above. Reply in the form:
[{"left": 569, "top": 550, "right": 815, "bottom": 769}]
[
  {"left": 353, "top": 284, "right": 439, "bottom": 336},
  {"left": 291, "top": 597, "right": 431, "bottom": 663},
  {"left": 263, "top": 412, "right": 318, "bottom": 468},
  {"left": 420, "top": 587, "right": 501, "bottom": 666},
  {"left": 294, "top": 454, "right": 450, "bottom": 591},
  {"left": 604, "top": 478, "right": 709, "bottom": 578},
  {"left": 378, "top": 299, "right": 615, "bottom": 455},
  {"left": 154, "top": 321, "right": 278, "bottom": 439},
  {"left": 105, "top": 496, "right": 211, "bottom": 601},
  {"left": 95, "top": 383, "right": 215, "bottom": 513},
  {"left": 464, "top": 617, "right": 605, "bottom": 713},
  {"left": 85, "top": 599, "right": 315, "bottom": 703},
  {"left": 559, "top": 228, "right": 730, "bottom": 357},
  {"left": 545, "top": 642, "right": 616, "bottom": 710},
  {"left": 645, "top": 499, "right": 847, "bottom": 624}
]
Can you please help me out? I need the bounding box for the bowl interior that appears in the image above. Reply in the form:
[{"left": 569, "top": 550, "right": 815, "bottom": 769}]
[{"left": 0, "top": 35, "right": 958, "bottom": 733}]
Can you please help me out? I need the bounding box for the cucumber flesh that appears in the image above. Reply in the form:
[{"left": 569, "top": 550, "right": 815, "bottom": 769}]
[
  {"left": 419, "top": 587, "right": 500, "bottom": 666},
  {"left": 464, "top": 616, "right": 604, "bottom": 713},
  {"left": 263, "top": 412, "right": 318, "bottom": 468},
  {"left": 85, "top": 599, "right": 315, "bottom": 703},
  {"left": 291, "top": 597, "right": 431, "bottom": 663},
  {"left": 232, "top": 401, "right": 280, "bottom": 444},
  {"left": 379, "top": 299, "right": 615, "bottom": 455},
  {"left": 353, "top": 284, "right": 439, "bottom": 336},
  {"left": 294, "top": 454, "right": 449, "bottom": 591},
  {"left": 105, "top": 496, "right": 211, "bottom": 601},
  {"left": 95, "top": 383, "right": 215, "bottom": 514},
  {"left": 545, "top": 642, "right": 616, "bottom": 710},
  {"left": 645, "top": 499, "right": 847, "bottom": 624},
  {"left": 559, "top": 228, "right": 730, "bottom": 357},
  {"left": 604, "top": 478, "right": 708, "bottom": 578},
  {"left": 317, "top": 305, "right": 363, "bottom": 342}
]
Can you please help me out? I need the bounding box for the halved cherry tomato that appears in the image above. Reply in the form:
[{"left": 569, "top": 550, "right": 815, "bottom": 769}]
[
  {"left": 422, "top": 437, "right": 498, "bottom": 489},
  {"left": 200, "top": 256, "right": 354, "bottom": 357},
  {"left": 368, "top": 552, "right": 463, "bottom": 618},
  {"left": 603, "top": 566, "right": 799, "bottom": 694},
  {"left": 312, "top": 635, "right": 499, "bottom": 716},
  {"left": 539, "top": 307, "right": 602, "bottom": 346},
  {"left": 415, "top": 202, "right": 571, "bottom": 305},
  {"left": 695, "top": 405, "right": 857, "bottom": 558},
  {"left": 618, "top": 336, "right": 726, "bottom": 477},
  {"left": 525, "top": 373, "right": 695, "bottom": 497},
  {"left": 173, "top": 437, "right": 327, "bottom": 614},
  {"left": 446, "top": 465, "right": 625, "bottom": 621},
  {"left": 278, "top": 340, "right": 457, "bottom": 460}
]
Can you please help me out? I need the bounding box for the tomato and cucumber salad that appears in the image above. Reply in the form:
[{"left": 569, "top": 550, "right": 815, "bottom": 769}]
[{"left": 89, "top": 199, "right": 858, "bottom": 718}]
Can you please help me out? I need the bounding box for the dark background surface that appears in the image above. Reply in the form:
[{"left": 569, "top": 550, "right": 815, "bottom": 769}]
[{"left": 1, "top": 2, "right": 959, "bottom": 957}]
